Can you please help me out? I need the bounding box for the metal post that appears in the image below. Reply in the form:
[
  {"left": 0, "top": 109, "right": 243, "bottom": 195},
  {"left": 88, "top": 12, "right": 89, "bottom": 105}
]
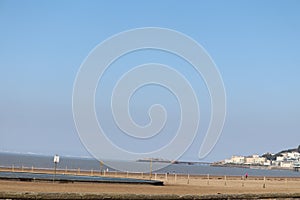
[
  {"left": 100, "top": 161, "right": 103, "bottom": 175},
  {"left": 285, "top": 178, "right": 288, "bottom": 187},
  {"left": 150, "top": 159, "right": 153, "bottom": 180},
  {"left": 54, "top": 162, "right": 57, "bottom": 180},
  {"left": 207, "top": 174, "right": 210, "bottom": 185},
  {"left": 242, "top": 176, "right": 244, "bottom": 187},
  {"left": 53, "top": 155, "right": 60, "bottom": 182}
]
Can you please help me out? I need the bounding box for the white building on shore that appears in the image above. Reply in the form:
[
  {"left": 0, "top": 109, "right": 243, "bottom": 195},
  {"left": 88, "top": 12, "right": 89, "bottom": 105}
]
[
  {"left": 225, "top": 155, "right": 267, "bottom": 165},
  {"left": 224, "top": 155, "right": 245, "bottom": 164},
  {"left": 224, "top": 153, "right": 299, "bottom": 168},
  {"left": 245, "top": 154, "right": 266, "bottom": 165},
  {"left": 272, "top": 151, "right": 300, "bottom": 169},
  {"left": 222, "top": 146, "right": 300, "bottom": 169}
]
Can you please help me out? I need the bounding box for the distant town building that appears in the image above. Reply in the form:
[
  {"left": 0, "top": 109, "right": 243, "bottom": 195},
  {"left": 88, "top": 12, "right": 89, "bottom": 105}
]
[
  {"left": 230, "top": 156, "right": 245, "bottom": 164},
  {"left": 245, "top": 155, "right": 266, "bottom": 165},
  {"left": 224, "top": 156, "right": 245, "bottom": 164},
  {"left": 222, "top": 149, "right": 300, "bottom": 170},
  {"left": 280, "top": 161, "right": 293, "bottom": 168},
  {"left": 264, "top": 160, "right": 271, "bottom": 166},
  {"left": 276, "top": 156, "right": 284, "bottom": 162}
]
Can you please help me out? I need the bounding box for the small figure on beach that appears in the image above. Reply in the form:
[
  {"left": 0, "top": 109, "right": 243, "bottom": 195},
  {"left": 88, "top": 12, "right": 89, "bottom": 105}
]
[{"left": 245, "top": 172, "right": 248, "bottom": 179}]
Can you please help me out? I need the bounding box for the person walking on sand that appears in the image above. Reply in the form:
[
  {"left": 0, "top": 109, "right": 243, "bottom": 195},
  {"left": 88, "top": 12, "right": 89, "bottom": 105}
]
[{"left": 245, "top": 172, "right": 248, "bottom": 179}]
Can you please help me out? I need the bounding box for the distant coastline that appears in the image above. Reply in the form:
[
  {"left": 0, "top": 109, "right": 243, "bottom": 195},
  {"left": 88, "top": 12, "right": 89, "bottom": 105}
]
[
  {"left": 137, "top": 145, "right": 300, "bottom": 173},
  {"left": 212, "top": 145, "right": 300, "bottom": 172}
]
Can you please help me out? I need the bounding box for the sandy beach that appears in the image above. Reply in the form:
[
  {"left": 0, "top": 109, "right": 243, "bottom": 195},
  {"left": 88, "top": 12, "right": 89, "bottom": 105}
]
[
  {"left": 1, "top": 168, "right": 300, "bottom": 199},
  {"left": 1, "top": 177, "right": 300, "bottom": 195}
]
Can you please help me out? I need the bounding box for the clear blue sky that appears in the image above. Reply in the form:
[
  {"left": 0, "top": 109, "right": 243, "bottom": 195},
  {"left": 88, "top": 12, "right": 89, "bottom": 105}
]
[{"left": 1, "top": 0, "right": 300, "bottom": 162}]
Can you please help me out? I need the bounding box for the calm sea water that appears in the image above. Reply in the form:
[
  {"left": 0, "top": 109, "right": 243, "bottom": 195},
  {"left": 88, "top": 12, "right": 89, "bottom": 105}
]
[{"left": 0, "top": 152, "right": 299, "bottom": 177}]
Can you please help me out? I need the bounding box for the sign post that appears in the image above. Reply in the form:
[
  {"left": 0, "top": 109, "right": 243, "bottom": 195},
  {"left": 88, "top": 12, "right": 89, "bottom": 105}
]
[{"left": 53, "top": 155, "right": 60, "bottom": 181}]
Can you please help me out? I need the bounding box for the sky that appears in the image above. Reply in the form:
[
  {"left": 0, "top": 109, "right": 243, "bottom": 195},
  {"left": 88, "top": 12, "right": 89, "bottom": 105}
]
[{"left": 0, "top": 0, "right": 300, "bottom": 162}]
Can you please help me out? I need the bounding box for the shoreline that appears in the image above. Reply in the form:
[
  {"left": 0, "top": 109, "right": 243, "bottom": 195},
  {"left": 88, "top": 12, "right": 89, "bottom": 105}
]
[{"left": 211, "top": 163, "right": 297, "bottom": 171}]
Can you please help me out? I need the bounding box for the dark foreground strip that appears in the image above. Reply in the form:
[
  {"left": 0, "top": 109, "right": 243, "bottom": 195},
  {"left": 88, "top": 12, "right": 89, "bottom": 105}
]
[
  {"left": 1, "top": 192, "right": 300, "bottom": 200},
  {"left": 0, "top": 172, "right": 163, "bottom": 186}
]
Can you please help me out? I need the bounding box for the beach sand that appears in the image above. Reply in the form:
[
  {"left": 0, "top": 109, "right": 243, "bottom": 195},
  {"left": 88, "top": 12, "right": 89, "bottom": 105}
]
[
  {"left": 1, "top": 173, "right": 300, "bottom": 195},
  {"left": 1, "top": 168, "right": 300, "bottom": 199}
]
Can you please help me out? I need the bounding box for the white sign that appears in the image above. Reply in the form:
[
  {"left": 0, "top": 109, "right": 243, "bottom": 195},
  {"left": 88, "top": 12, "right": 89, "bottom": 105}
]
[{"left": 53, "top": 155, "right": 60, "bottom": 163}]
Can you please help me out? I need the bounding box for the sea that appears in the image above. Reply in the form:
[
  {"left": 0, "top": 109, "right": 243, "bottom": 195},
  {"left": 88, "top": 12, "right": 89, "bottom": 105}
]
[{"left": 0, "top": 152, "right": 300, "bottom": 177}]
